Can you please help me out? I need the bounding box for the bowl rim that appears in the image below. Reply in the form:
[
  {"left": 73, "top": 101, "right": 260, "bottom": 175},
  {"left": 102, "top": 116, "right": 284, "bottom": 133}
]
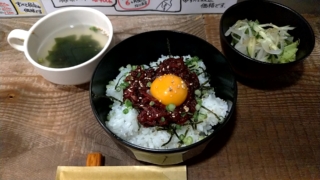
[
  {"left": 219, "top": 0, "right": 315, "bottom": 66},
  {"left": 89, "top": 30, "right": 238, "bottom": 154}
]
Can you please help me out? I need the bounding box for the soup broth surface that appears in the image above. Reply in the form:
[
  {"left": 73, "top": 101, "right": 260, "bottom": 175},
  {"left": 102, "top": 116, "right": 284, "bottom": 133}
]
[{"left": 37, "top": 24, "right": 109, "bottom": 68}]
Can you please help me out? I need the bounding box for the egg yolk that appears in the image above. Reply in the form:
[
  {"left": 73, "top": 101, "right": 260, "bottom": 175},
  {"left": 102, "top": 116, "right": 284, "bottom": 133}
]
[{"left": 150, "top": 74, "right": 188, "bottom": 106}]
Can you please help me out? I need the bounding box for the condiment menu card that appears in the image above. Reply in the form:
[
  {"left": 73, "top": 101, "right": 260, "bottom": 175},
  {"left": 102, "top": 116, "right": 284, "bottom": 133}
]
[{"left": 0, "top": 0, "right": 236, "bottom": 17}]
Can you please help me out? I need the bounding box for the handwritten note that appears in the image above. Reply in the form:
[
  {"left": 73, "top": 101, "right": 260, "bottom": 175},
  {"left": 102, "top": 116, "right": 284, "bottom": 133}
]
[
  {"left": 0, "top": 0, "right": 46, "bottom": 16},
  {"left": 51, "top": 0, "right": 116, "bottom": 8},
  {"left": 0, "top": 0, "right": 237, "bottom": 17},
  {"left": 114, "top": 0, "right": 181, "bottom": 12},
  {"left": 0, "top": 1, "right": 17, "bottom": 15}
]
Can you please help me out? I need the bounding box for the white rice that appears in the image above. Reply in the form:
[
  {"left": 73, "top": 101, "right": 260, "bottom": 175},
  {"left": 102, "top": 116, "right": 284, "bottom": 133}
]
[{"left": 105, "top": 55, "right": 228, "bottom": 149}]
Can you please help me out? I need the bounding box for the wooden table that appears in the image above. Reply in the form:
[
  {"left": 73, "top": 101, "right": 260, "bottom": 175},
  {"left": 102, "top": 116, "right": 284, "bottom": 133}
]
[{"left": 0, "top": 14, "right": 319, "bottom": 180}]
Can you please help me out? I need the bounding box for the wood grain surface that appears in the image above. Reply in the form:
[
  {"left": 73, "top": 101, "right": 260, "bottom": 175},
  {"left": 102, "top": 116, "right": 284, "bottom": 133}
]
[{"left": 0, "top": 13, "right": 319, "bottom": 180}]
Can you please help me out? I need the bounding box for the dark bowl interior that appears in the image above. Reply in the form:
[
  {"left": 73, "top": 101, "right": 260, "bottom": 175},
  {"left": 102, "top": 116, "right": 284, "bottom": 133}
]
[
  {"left": 220, "top": 0, "right": 315, "bottom": 79},
  {"left": 90, "top": 30, "right": 237, "bottom": 155}
]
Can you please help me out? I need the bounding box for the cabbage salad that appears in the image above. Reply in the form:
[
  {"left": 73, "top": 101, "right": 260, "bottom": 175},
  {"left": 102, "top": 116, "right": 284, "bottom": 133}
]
[{"left": 225, "top": 19, "right": 299, "bottom": 63}]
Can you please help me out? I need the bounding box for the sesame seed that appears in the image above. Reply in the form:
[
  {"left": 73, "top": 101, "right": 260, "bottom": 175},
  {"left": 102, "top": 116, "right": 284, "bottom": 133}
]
[{"left": 184, "top": 106, "right": 189, "bottom": 112}]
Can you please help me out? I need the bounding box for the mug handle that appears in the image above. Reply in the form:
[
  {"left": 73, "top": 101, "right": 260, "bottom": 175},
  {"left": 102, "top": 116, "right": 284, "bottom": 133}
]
[{"left": 7, "top": 29, "right": 29, "bottom": 52}]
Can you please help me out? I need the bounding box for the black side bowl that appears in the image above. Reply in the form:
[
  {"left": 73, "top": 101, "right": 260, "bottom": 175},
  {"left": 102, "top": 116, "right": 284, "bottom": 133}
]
[
  {"left": 90, "top": 30, "right": 237, "bottom": 165},
  {"left": 220, "top": 0, "right": 315, "bottom": 80}
]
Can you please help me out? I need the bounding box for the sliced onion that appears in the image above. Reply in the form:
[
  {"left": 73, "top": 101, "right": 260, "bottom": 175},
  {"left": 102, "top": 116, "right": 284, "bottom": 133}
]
[
  {"left": 225, "top": 19, "right": 295, "bottom": 63},
  {"left": 261, "top": 40, "right": 282, "bottom": 55},
  {"left": 234, "top": 42, "right": 247, "bottom": 55}
]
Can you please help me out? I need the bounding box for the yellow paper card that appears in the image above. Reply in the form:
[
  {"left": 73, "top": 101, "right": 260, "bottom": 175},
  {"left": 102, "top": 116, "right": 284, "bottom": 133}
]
[
  {"left": 11, "top": 0, "right": 46, "bottom": 15},
  {"left": 56, "top": 166, "right": 187, "bottom": 180}
]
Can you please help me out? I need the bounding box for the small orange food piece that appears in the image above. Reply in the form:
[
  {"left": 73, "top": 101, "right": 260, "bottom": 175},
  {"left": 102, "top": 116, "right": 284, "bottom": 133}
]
[{"left": 150, "top": 74, "right": 188, "bottom": 106}]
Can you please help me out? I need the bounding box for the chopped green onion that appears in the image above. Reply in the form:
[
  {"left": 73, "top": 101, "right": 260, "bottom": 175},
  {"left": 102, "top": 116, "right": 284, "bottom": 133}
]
[
  {"left": 114, "top": 73, "right": 129, "bottom": 91},
  {"left": 115, "top": 87, "right": 121, "bottom": 92},
  {"left": 193, "top": 112, "right": 199, "bottom": 122},
  {"left": 196, "top": 97, "right": 202, "bottom": 104},
  {"left": 132, "top": 65, "right": 137, "bottom": 70},
  {"left": 146, "top": 82, "right": 152, "bottom": 87},
  {"left": 119, "top": 81, "right": 129, "bottom": 89},
  {"left": 175, "top": 124, "right": 181, "bottom": 130},
  {"left": 198, "top": 113, "right": 207, "bottom": 121},
  {"left": 185, "top": 56, "right": 200, "bottom": 67},
  {"left": 166, "top": 104, "right": 176, "bottom": 112},
  {"left": 202, "top": 90, "right": 208, "bottom": 98},
  {"left": 195, "top": 104, "right": 201, "bottom": 110},
  {"left": 195, "top": 89, "right": 201, "bottom": 97},
  {"left": 179, "top": 134, "right": 185, "bottom": 141},
  {"left": 123, "top": 108, "right": 129, "bottom": 114},
  {"left": 183, "top": 136, "right": 193, "bottom": 145},
  {"left": 124, "top": 99, "right": 132, "bottom": 108},
  {"left": 149, "top": 101, "right": 155, "bottom": 106},
  {"left": 161, "top": 117, "right": 165, "bottom": 122}
]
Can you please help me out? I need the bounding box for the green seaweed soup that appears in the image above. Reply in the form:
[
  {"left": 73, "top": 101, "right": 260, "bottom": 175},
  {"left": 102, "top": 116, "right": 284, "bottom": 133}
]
[{"left": 37, "top": 25, "right": 109, "bottom": 68}]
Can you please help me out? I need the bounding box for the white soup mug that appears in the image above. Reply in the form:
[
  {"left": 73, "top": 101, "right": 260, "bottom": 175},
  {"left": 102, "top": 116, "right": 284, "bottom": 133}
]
[{"left": 7, "top": 7, "right": 113, "bottom": 85}]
